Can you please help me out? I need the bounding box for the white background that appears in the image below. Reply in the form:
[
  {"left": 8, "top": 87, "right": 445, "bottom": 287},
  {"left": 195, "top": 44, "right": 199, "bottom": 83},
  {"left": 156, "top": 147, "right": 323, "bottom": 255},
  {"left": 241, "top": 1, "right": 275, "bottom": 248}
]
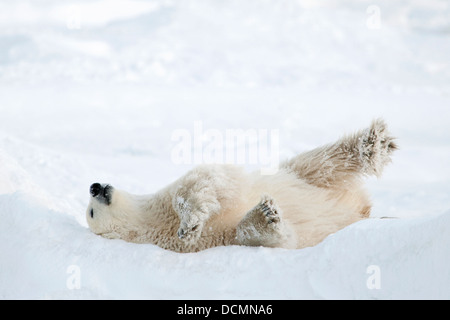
[{"left": 0, "top": 0, "right": 449, "bottom": 299}]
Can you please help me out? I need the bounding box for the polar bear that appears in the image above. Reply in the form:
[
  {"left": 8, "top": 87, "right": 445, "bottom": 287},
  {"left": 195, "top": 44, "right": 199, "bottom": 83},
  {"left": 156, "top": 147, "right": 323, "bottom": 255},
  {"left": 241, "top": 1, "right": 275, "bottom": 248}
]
[{"left": 86, "top": 119, "right": 397, "bottom": 253}]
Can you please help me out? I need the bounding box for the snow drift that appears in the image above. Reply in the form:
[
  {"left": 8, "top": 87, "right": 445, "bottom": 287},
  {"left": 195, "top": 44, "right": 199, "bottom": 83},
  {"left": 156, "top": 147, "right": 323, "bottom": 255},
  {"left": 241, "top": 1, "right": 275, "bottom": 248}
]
[{"left": 0, "top": 137, "right": 449, "bottom": 300}]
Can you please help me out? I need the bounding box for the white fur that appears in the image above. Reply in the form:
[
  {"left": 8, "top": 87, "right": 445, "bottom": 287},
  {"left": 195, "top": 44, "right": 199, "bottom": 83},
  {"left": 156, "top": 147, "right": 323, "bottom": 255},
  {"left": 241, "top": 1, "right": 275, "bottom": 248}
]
[{"left": 86, "top": 119, "right": 397, "bottom": 253}]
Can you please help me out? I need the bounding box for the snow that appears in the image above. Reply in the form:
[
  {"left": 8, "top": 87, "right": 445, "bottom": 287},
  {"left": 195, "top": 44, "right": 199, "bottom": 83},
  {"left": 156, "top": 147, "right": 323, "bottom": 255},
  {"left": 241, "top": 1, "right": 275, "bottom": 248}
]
[{"left": 1, "top": 0, "right": 450, "bottom": 299}]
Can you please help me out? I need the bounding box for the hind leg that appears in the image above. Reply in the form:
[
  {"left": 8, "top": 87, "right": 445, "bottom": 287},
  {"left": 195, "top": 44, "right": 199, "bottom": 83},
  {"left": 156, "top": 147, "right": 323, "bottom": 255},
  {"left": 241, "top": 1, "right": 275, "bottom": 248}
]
[
  {"left": 281, "top": 118, "right": 398, "bottom": 189},
  {"left": 236, "top": 195, "right": 296, "bottom": 249}
]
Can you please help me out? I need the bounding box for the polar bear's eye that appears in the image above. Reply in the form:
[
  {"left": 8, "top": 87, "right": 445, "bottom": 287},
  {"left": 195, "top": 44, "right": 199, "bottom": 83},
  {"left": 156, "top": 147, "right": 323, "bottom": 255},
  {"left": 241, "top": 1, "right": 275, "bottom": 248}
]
[{"left": 90, "top": 208, "right": 94, "bottom": 218}]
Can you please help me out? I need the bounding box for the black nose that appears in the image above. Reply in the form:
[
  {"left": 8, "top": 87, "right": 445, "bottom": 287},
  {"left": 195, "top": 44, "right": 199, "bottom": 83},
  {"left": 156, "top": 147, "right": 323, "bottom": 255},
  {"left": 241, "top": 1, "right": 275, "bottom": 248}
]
[{"left": 90, "top": 183, "right": 102, "bottom": 197}]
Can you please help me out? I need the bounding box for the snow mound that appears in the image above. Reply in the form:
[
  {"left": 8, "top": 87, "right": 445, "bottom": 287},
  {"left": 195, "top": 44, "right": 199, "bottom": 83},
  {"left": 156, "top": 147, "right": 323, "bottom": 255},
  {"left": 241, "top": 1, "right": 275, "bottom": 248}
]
[{"left": 0, "top": 144, "right": 449, "bottom": 299}]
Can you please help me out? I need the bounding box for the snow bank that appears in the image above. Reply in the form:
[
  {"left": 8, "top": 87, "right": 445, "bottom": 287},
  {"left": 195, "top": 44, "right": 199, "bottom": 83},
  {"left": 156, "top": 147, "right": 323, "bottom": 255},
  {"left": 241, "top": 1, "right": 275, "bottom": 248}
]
[{"left": 0, "top": 144, "right": 449, "bottom": 299}]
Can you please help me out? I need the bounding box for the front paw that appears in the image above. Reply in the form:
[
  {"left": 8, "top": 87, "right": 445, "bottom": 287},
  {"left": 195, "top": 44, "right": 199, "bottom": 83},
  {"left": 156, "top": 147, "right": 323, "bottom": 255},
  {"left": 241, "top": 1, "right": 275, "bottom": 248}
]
[{"left": 177, "top": 219, "right": 203, "bottom": 243}]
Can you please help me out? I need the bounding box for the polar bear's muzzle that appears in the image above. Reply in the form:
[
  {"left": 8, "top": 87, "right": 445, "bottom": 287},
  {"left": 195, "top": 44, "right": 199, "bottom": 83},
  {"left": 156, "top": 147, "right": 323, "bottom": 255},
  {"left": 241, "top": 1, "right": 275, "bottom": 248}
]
[{"left": 90, "top": 183, "right": 113, "bottom": 206}]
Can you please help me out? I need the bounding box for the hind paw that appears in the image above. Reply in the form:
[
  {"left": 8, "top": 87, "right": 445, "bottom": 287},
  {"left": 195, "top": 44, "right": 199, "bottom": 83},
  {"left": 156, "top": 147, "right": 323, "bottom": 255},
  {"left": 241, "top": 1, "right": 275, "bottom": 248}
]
[
  {"left": 360, "top": 118, "right": 398, "bottom": 176},
  {"left": 258, "top": 195, "right": 281, "bottom": 226}
]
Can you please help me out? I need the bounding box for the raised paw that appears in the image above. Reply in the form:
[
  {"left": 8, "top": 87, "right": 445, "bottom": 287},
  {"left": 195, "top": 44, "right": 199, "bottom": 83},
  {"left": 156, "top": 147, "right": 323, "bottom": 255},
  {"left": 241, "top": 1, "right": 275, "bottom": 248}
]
[
  {"left": 367, "top": 119, "right": 398, "bottom": 153},
  {"left": 360, "top": 118, "right": 398, "bottom": 177}
]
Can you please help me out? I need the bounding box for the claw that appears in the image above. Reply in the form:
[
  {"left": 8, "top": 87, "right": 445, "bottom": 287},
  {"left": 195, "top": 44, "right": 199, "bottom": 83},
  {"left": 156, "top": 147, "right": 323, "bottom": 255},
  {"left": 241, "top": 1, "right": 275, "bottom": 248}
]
[
  {"left": 177, "top": 228, "right": 185, "bottom": 239},
  {"left": 267, "top": 216, "right": 280, "bottom": 224},
  {"left": 177, "top": 223, "right": 201, "bottom": 241}
]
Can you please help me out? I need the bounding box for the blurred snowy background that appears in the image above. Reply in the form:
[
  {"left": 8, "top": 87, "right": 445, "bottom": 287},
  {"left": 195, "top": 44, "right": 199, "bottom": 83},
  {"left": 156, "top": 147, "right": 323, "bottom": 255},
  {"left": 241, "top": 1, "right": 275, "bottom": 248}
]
[{"left": 0, "top": 0, "right": 449, "bottom": 299}]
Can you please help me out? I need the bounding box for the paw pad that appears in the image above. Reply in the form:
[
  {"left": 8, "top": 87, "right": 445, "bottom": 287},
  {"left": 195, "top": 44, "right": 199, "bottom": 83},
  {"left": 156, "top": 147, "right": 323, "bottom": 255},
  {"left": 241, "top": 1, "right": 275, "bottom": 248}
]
[{"left": 259, "top": 195, "right": 281, "bottom": 224}]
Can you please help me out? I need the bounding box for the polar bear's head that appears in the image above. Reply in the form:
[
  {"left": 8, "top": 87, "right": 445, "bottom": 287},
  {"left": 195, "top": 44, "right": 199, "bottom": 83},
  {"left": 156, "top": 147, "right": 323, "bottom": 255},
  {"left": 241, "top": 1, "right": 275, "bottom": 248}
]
[{"left": 86, "top": 183, "right": 140, "bottom": 239}]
